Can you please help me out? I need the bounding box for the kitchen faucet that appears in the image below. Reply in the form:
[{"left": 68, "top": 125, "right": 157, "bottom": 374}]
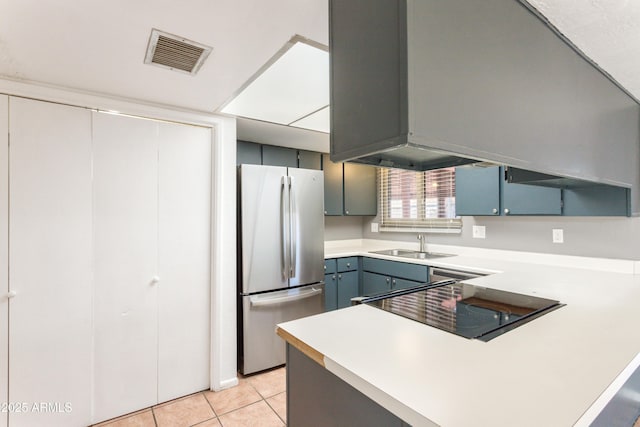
[{"left": 417, "top": 234, "right": 426, "bottom": 252}]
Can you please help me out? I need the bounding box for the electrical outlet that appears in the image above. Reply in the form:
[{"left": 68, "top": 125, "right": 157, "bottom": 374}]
[
  {"left": 552, "top": 228, "right": 564, "bottom": 243},
  {"left": 472, "top": 225, "right": 486, "bottom": 239},
  {"left": 371, "top": 222, "right": 379, "bottom": 233}
]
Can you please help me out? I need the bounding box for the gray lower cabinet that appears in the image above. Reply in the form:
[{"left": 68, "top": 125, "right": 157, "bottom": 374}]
[
  {"left": 361, "top": 257, "right": 429, "bottom": 296},
  {"left": 322, "top": 154, "right": 377, "bottom": 216},
  {"left": 287, "top": 344, "right": 410, "bottom": 427},
  {"left": 324, "top": 257, "right": 360, "bottom": 310},
  {"left": 455, "top": 166, "right": 561, "bottom": 216}
]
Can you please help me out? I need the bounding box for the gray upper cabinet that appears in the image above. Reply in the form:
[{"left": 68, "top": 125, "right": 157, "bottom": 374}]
[
  {"left": 298, "top": 150, "right": 322, "bottom": 170},
  {"left": 323, "top": 154, "right": 377, "bottom": 216},
  {"left": 237, "top": 140, "right": 261, "bottom": 165},
  {"left": 323, "top": 154, "right": 344, "bottom": 216},
  {"left": 343, "top": 163, "right": 376, "bottom": 215},
  {"left": 262, "top": 145, "right": 298, "bottom": 167},
  {"left": 330, "top": 0, "right": 640, "bottom": 213},
  {"left": 456, "top": 166, "right": 561, "bottom": 216},
  {"left": 455, "top": 166, "right": 501, "bottom": 216}
]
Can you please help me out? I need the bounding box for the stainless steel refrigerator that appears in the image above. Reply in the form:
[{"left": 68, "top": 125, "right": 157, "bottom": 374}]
[{"left": 238, "top": 164, "right": 325, "bottom": 375}]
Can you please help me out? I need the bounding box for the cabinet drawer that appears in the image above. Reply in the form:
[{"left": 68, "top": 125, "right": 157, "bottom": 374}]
[
  {"left": 337, "top": 257, "right": 358, "bottom": 272},
  {"left": 324, "top": 259, "right": 337, "bottom": 275},
  {"left": 362, "top": 257, "right": 429, "bottom": 282}
]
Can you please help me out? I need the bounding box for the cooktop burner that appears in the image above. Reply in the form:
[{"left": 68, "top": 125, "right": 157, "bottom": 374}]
[{"left": 365, "top": 282, "right": 563, "bottom": 341}]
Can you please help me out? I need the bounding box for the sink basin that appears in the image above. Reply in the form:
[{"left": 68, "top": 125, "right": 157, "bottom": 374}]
[{"left": 369, "top": 249, "right": 454, "bottom": 259}]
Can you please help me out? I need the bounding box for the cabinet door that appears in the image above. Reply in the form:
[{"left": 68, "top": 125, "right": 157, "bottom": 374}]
[
  {"left": 392, "top": 277, "right": 424, "bottom": 291},
  {"left": 237, "top": 140, "right": 262, "bottom": 165},
  {"left": 322, "top": 154, "right": 343, "bottom": 215},
  {"left": 337, "top": 271, "right": 359, "bottom": 309},
  {"left": 502, "top": 180, "right": 561, "bottom": 215},
  {"left": 298, "top": 150, "right": 322, "bottom": 170},
  {"left": 0, "top": 95, "right": 6, "bottom": 427},
  {"left": 9, "top": 98, "right": 93, "bottom": 427},
  {"left": 324, "top": 274, "right": 338, "bottom": 311},
  {"left": 343, "top": 163, "right": 377, "bottom": 215},
  {"left": 92, "top": 112, "right": 159, "bottom": 422},
  {"left": 262, "top": 145, "right": 298, "bottom": 167},
  {"left": 455, "top": 166, "right": 501, "bottom": 215},
  {"left": 157, "top": 122, "right": 211, "bottom": 402},
  {"left": 362, "top": 272, "right": 391, "bottom": 296}
]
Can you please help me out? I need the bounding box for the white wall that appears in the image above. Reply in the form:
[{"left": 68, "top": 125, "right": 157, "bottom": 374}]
[
  {"left": 324, "top": 216, "right": 365, "bottom": 241},
  {"left": 363, "top": 215, "right": 640, "bottom": 260}
]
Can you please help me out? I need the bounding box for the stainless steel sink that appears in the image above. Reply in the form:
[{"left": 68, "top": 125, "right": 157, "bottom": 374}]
[
  {"left": 369, "top": 249, "right": 454, "bottom": 259},
  {"left": 397, "top": 251, "right": 454, "bottom": 260}
]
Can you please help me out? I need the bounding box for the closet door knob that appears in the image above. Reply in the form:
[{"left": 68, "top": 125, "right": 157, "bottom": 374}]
[
  {"left": 7, "top": 290, "right": 16, "bottom": 299},
  {"left": 150, "top": 276, "right": 160, "bottom": 285}
]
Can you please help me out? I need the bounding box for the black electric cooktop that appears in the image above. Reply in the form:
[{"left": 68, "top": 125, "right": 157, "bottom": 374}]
[{"left": 365, "top": 282, "right": 563, "bottom": 341}]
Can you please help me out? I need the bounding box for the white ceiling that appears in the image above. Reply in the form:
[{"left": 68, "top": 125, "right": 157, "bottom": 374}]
[
  {"left": 0, "top": 0, "right": 328, "bottom": 112},
  {"left": 0, "top": 0, "right": 638, "bottom": 143}
]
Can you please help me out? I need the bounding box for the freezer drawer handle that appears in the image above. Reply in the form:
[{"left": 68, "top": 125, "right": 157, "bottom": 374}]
[{"left": 249, "top": 287, "right": 323, "bottom": 307}]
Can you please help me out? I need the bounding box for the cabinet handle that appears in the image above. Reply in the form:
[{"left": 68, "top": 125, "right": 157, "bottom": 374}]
[
  {"left": 324, "top": 210, "right": 327, "bottom": 214},
  {"left": 346, "top": 263, "right": 351, "bottom": 268},
  {"left": 392, "top": 279, "right": 396, "bottom": 287},
  {"left": 6, "top": 290, "right": 16, "bottom": 299},
  {"left": 504, "top": 208, "right": 510, "bottom": 214},
  {"left": 332, "top": 275, "right": 336, "bottom": 281},
  {"left": 338, "top": 274, "right": 342, "bottom": 280},
  {"left": 150, "top": 276, "right": 160, "bottom": 285},
  {"left": 386, "top": 278, "right": 390, "bottom": 283},
  {"left": 345, "top": 210, "right": 349, "bottom": 215},
  {"left": 493, "top": 313, "right": 499, "bottom": 319},
  {"left": 492, "top": 208, "right": 498, "bottom": 214}
]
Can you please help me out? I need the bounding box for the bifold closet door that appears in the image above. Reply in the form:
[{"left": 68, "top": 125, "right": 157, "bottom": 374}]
[
  {"left": 157, "top": 122, "right": 211, "bottom": 402},
  {"left": 0, "top": 95, "right": 7, "bottom": 427},
  {"left": 92, "top": 112, "right": 159, "bottom": 422},
  {"left": 9, "top": 97, "right": 93, "bottom": 427}
]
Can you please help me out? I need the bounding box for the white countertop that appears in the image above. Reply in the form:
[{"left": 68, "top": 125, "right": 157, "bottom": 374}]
[{"left": 278, "top": 239, "right": 640, "bottom": 427}]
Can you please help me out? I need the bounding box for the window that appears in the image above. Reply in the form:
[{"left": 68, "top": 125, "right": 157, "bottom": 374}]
[{"left": 378, "top": 167, "right": 461, "bottom": 231}]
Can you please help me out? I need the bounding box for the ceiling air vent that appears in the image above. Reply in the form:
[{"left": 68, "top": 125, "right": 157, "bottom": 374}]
[{"left": 144, "top": 29, "right": 212, "bottom": 75}]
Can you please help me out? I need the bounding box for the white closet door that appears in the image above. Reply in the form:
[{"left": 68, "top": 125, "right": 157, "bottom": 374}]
[
  {"left": 9, "top": 97, "right": 93, "bottom": 427},
  {"left": 157, "top": 122, "right": 211, "bottom": 402},
  {"left": 92, "top": 112, "right": 159, "bottom": 422},
  {"left": 0, "top": 95, "right": 7, "bottom": 427}
]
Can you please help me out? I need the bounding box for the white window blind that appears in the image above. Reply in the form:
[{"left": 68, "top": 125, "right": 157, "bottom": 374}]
[{"left": 378, "top": 167, "right": 461, "bottom": 230}]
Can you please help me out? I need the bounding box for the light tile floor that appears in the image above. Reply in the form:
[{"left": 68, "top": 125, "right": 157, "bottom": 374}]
[{"left": 91, "top": 367, "right": 286, "bottom": 427}]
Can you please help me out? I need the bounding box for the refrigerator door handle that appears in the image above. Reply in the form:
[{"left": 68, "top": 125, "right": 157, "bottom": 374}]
[
  {"left": 281, "top": 175, "right": 289, "bottom": 280},
  {"left": 249, "top": 286, "right": 323, "bottom": 307},
  {"left": 289, "top": 176, "right": 297, "bottom": 278}
]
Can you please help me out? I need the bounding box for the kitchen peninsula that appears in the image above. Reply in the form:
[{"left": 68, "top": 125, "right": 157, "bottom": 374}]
[{"left": 277, "top": 240, "right": 640, "bottom": 426}]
